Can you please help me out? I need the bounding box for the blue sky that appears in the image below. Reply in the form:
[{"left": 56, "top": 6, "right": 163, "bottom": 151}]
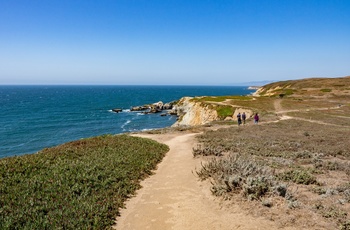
[{"left": 0, "top": 0, "right": 349, "bottom": 85}]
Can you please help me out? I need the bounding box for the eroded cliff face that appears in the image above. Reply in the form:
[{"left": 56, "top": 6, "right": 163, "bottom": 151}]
[
  {"left": 253, "top": 86, "right": 280, "bottom": 97},
  {"left": 171, "top": 97, "right": 218, "bottom": 127}
]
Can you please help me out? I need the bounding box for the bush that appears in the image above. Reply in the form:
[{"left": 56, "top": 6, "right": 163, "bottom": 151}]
[
  {"left": 278, "top": 168, "right": 317, "bottom": 185},
  {"left": 192, "top": 144, "right": 224, "bottom": 157},
  {"left": 196, "top": 154, "right": 283, "bottom": 200},
  {"left": 340, "top": 220, "right": 350, "bottom": 230}
]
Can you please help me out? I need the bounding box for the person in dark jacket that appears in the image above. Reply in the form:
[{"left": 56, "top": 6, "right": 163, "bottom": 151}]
[
  {"left": 242, "top": 112, "right": 246, "bottom": 125},
  {"left": 237, "top": 112, "right": 242, "bottom": 126},
  {"left": 254, "top": 113, "right": 259, "bottom": 124}
]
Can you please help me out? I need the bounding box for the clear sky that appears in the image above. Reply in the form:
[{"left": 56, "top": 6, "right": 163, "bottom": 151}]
[{"left": 1, "top": 0, "right": 349, "bottom": 85}]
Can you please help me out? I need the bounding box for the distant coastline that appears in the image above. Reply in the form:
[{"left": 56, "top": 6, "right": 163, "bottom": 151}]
[{"left": 247, "top": 86, "right": 261, "bottom": 90}]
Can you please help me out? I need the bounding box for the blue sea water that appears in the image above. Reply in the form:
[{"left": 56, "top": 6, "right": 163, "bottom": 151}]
[{"left": 0, "top": 85, "right": 254, "bottom": 158}]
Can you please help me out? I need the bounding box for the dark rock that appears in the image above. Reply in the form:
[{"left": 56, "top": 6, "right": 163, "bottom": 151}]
[{"left": 112, "top": 108, "right": 122, "bottom": 113}]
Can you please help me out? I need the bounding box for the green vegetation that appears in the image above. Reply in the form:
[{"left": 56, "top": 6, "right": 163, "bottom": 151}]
[
  {"left": 282, "top": 88, "right": 295, "bottom": 95},
  {"left": 0, "top": 134, "right": 169, "bottom": 229},
  {"left": 215, "top": 105, "right": 234, "bottom": 119},
  {"left": 320, "top": 88, "right": 332, "bottom": 92},
  {"left": 278, "top": 168, "right": 317, "bottom": 185},
  {"left": 192, "top": 95, "right": 251, "bottom": 102},
  {"left": 268, "top": 88, "right": 295, "bottom": 97}
]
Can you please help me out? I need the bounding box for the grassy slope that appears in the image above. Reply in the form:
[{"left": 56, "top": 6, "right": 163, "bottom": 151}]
[
  {"left": 0, "top": 134, "right": 169, "bottom": 229},
  {"left": 193, "top": 76, "right": 350, "bottom": 229},
  {"left": 256, "top": 76, "right": 350, "bottom": 97}
]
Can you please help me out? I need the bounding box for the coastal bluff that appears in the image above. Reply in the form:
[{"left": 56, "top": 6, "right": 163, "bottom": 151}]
[
  {"left": 171, "top": 76, "right": 350, "bottom": 126},
  {"left": 171, "top": 97, "right": 219, "bottom": 126},
  {"left": 171, "top": 96, "right": 253, "bottom": 126}
]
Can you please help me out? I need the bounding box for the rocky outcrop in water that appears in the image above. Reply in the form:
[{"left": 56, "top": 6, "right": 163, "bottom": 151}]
[
  {"left": 130, "top": 100, "right": 178, "bottom": 115},
  {"left": 112, "top": 108, "right": 122, "bottom": 113}
]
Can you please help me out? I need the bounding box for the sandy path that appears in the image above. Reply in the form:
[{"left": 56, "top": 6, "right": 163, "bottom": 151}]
[{"left": 114, "top": 132, "right": 296, "bottom": 230}]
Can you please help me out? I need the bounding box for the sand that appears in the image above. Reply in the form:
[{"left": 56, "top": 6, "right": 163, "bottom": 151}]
[{"left": 113, "top": 131, "right": 297, "bottom": 230}]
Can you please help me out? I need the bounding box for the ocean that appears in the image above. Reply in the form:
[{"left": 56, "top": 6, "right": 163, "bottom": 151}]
[{"left": 0, "top": 85, "right": 254, "bottom": 158}]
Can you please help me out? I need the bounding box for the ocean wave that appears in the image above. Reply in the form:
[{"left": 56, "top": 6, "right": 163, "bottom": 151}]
[
  {"left": 121, "top": 120, "right": 131, "bottom": 131},
  {"left": 141, "top": 128, "right": 155, "bottom": 131},
  {"left": 109, "top": 109, "right": 133, "bottom": 113}
]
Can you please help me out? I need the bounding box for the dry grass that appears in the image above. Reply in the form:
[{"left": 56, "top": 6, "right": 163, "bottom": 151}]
[
  {"left": 193, "top": 98, "right": 350, "bottom": 229},
  {"left": 191, "top": 77, "right": 350, "bottom": 229},
  {"left": 257, "top": 76, "right": 350, "bottom": 97},
  {"left": 280, "top": 98, "right": 341, "bottom": 110},
  {"left": 226, "top": 96, "right": 276, "bottom": 112}
]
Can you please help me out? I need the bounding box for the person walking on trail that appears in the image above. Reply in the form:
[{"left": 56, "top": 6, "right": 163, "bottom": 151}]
[
  {"left": 242, "top": 112, "right": 246, "bottom": 125},
  {"left": 254, "top": 113, "right": 259, "bottom": 124},
  {"left": 237, "top": 112, "right": 242, "bottom": 126}
]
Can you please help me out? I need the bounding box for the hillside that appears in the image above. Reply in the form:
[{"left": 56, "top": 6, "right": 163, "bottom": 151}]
[
  {"left": 129, "top": 75, "right": 350, "bottom": 229},
  {"left": 254, "top": 76, "right": 350, "bottom": 98},
  {"left": 169, "top": 76, "right": 350, "bottom": 127},
  {"left": 2, "top": 76, "right": 349, "bottom": 229}
]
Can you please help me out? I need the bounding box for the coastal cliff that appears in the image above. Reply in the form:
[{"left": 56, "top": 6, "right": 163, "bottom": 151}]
[
  {"left": 171, "top": 96, "right": 253, "bottom": 126},
  {"left": 171, "top": 97, "right": 218, "bottom": 127},
  {"left": 171, "top": 76, "right": 350, "bottom": 126}
]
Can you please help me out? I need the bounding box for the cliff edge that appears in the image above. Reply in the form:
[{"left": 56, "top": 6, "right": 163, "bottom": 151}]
[{"left": 171, "top": 97, "right": 218, "bottom": 127}]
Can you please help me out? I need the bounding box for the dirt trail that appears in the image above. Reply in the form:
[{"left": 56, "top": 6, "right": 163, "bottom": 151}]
[
  {"left": 114, "top": 132, "right": 296, "bottom": 230},
  {"left": 273, "top": 99, "right": 344, "bottom": 126}
]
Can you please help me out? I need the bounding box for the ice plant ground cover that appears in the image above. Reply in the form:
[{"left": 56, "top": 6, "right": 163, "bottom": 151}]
[{"left": 0, "top": 134, "right": 169, "bottom": 229}]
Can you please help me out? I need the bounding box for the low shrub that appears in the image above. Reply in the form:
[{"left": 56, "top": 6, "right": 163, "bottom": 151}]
[
  {"left": 0, "top": 134, "right": 169, "bottom": 229},
  {"left": 193, "top": 144, "right": 224, "bottom": 157},
  {"left": 340, "top": 220, "right": 350, "bottom": 230},
  {"left": 196, "top": 154, "right": 284, "bottom": 200},
  {"left": 278, "top": 168, "right": 317, "bottom": 185},
  {"left": 336, "top": 183, "right": 350, "bottom": 203}
]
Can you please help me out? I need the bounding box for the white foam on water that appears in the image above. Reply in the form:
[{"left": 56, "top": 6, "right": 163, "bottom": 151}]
[{"left": 121, "top": 120, "right": 131, "bottom": 131}]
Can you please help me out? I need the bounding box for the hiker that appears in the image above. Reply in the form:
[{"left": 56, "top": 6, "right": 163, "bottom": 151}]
[
  {"left": 237, "top": 112, "right": 242, "bottom": 126},
  {"left": 242, "top": 112, "right": 246, "bottom": 125},
  {"left": 254, "top": 113, "right": 259, "bottom": 124}
]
